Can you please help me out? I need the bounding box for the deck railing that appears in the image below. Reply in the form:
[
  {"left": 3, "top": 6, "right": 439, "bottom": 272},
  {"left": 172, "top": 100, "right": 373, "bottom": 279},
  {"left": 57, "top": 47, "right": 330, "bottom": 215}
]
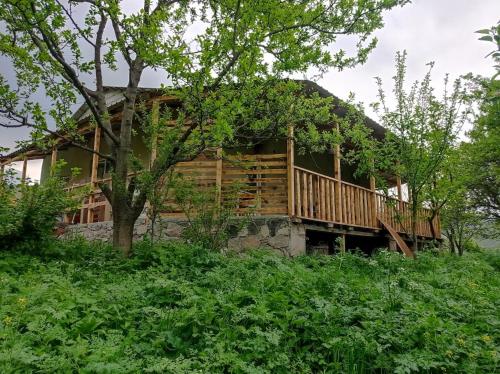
[
  {"left": 293, "top": 166, "right": 440, "bottom": 239},
  {"left": 62, "top": 154, "right": 440, "bottom": 239}
]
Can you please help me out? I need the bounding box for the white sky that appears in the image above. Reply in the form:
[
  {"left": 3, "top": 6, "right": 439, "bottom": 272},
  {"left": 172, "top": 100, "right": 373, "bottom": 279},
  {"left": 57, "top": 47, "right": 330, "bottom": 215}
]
[{"left": 2, "top": 0, "right": 499, "bottom": 180}]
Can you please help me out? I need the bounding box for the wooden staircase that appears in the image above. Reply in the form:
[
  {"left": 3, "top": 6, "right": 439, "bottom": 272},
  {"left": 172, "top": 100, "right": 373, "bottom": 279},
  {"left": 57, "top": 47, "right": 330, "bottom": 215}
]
[{"left": 378, "top": 215, "right": 415, "bottom": 259}]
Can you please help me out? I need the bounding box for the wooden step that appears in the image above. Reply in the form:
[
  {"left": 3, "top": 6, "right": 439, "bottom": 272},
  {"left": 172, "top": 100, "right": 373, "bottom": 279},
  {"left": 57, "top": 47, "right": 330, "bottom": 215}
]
[{"left": 377, "top": 215, "right": 415, "bottom": 259}]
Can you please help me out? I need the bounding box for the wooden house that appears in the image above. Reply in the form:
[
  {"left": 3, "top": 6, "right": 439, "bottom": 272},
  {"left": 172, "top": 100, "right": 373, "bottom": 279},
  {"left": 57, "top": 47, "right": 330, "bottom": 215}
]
[{"left": 0, "top": 81, "right": 440, "bottom": 256}]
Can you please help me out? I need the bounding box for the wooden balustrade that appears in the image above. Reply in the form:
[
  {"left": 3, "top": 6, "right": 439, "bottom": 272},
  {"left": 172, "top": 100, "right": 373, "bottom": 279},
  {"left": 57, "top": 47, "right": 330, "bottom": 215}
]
[
  {"left": 62, "top": 153, "right": 440, "bottom": 239},
  {"left": 293, "top": 166, "right": 440, "bottom": 239}
]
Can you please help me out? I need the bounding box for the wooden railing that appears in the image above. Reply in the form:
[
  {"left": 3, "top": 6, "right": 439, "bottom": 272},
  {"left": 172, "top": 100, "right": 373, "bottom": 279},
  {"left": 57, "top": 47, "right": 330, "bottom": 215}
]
[
  {"left": 63, "top": 152, "right": 288, "bottom": 223},
  {"left": 62, "top": 154, "right": 440, "bottom": 239},
  {"left": 293, "top": 166, "right": 440, "bottom": 239}
]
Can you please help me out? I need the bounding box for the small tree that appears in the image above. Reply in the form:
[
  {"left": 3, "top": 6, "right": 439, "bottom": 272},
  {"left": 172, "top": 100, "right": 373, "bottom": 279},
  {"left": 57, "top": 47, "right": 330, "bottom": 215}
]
[
  {"left": 0, "top": 0, "right": 409, "bottom": 256},
  {"left": 372, "top": 52, "right": 468, "bottom": 252},
  {"left": 441, "top": 191, "right": 487, "bottom": 256}
]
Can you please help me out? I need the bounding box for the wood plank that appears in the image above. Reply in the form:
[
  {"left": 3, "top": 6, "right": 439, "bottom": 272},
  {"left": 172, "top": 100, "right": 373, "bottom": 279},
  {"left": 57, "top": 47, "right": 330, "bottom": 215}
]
[
  {"left": 331, "top": 181, "right": 336, "bottom": 221},
  {"left": 295, "top": 169, "right": 301, "bottom": 216},
  {"left": 325, "top": 180, "right": 331, "bottom": 221},
  {"left": 378, "top": 215, "right": 415, "bottom": 259},
  {"left": 302, "top": 171, "right": 308, "bottom": 217},
  {"left": 308, "top": 174, "right": 314, "bottom": 218}
]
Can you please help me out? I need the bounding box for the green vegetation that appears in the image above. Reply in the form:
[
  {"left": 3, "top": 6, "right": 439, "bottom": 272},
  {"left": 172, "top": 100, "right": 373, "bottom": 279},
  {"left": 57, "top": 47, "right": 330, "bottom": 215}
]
[{"left": 1, "top": 241, "right": 498, "bottom": 373}]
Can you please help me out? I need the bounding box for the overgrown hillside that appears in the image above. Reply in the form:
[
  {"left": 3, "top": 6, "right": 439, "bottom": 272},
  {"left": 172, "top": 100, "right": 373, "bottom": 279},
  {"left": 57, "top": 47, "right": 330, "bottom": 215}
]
[{"left": 0, "top": 241, "right": 498, "bottom": 373}]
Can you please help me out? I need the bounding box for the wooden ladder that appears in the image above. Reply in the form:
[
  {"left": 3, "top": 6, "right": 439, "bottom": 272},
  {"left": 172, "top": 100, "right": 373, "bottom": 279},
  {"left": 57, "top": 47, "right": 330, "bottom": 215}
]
[{"left": 377, "top": 215, "right": 415, "bottom": 259}]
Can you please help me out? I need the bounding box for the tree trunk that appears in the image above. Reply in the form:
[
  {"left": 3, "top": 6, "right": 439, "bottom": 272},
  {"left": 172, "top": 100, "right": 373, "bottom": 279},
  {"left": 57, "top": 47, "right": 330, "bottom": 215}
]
[
  {"left": 108, "top": 63, "right": 144, "bottom": 255},
  {"left": 449, "top": 235, "right": 455, "bottom": 254},
  {"left": 113, "top": 212, "right": 135, "bottom": 257}
]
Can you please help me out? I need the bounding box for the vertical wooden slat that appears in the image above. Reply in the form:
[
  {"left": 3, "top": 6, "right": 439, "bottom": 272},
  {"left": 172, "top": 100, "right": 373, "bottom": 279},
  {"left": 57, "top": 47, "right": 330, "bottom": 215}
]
[
  {"left": 294, "top": 169, "right": 301, "bottom": 216},
  {"left": 347, "top": 186, "right": 355, "bottom": 224},
  {"left": 347, "top": 186, "right": 352, "bottom": 224},
  {"left": 287, "top": 125, "right": 295, "bottom": 216},
  {"left": 361, "top": 190, "right": 370, "bottom": 227},
  {"left": 370, "top": 173, "right": 377, "bottom": 228},
  {"left": 320, "top": 178, "right": 325, "bottom": 220},
  {"left": 325, "top": 180, "right": 331, "bottom": 221},
  {"left": 308, "top": 174, "right": 314, "bottom": 218},
  {"left": 331, "top": 181, "right": 336, "bottom": 222},
  {"left": 366, "top": 191, "right": 373, "bottom": 227},
  {"left": 317, "top": 178, "right": 321, "bottom": 219},
  {"left": 302, "top": 172, "right": 308, "bottom": 217},
  {"left": 342, "top": 184, "right": 348, "bottom": 224},
  {"left": 355, "top": 188, "right": 361, "bottom": 225}
]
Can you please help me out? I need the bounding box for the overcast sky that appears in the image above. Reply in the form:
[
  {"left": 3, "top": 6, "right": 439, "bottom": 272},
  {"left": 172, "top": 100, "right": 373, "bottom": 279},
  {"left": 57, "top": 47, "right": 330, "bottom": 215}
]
[{"left": 2, "top": 0, "right": 499, "bottom": 180}]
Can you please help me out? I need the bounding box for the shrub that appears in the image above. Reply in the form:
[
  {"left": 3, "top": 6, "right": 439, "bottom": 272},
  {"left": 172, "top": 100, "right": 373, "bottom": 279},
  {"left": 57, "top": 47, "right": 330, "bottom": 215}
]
[
  {"left": 0, "top": 169, "right": 80, "bottom": 254},
  {"left": 0, "top": 243, "right": 498, "bottom": 373},
  {"left": 173, "top": 177, "right": 249, "bottom": 252}
]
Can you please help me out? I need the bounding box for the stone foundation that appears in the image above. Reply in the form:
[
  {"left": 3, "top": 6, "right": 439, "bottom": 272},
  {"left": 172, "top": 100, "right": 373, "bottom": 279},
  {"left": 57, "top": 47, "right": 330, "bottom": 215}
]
[{"left": 62, "top": 215, "right": 306, "bottom": 257}]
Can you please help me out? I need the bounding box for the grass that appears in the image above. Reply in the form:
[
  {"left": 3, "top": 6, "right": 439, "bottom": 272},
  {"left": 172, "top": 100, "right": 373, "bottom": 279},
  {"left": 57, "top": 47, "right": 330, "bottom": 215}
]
[{"left": 0, "top": 240, "right": 498, "bottom": 373}]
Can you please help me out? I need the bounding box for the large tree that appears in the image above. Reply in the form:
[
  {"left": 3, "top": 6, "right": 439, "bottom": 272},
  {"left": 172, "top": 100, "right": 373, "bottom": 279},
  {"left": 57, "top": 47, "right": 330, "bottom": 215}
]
[
  {"left": 463, "top": 23, "right": 500, "bottom": 221},
  {"left": 0, "top": 0, "right": 408, "bottom": 255}
]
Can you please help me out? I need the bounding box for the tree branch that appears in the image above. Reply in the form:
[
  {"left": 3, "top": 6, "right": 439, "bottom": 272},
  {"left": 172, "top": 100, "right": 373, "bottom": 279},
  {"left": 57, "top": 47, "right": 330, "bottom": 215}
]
[{"left": 0, "top": 109, "right": 114, "bottom": 162}]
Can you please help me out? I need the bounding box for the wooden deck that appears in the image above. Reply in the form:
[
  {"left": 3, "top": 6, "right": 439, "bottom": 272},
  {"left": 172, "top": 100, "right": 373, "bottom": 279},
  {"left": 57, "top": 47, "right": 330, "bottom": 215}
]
[{"left": 64, "top": 151, "right": 440, "bottom": 240}]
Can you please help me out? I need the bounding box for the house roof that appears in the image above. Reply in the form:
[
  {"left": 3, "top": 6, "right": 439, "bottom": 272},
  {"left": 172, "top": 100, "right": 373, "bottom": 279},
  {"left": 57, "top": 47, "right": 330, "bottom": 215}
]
[{"left": 1, "top": 81, "right": 385, "bottom": 163}]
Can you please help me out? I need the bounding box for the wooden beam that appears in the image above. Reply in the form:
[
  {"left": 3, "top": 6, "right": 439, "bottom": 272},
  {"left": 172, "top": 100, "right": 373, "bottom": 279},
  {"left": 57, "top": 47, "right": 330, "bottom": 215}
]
[
  {"left": 21, "top": 156, "right": 28, "bottom": 184},
  {"left": 150, "top": 100, "right": 160, "bottom": 168},
  {"left": 87, "top": 127, "right": 101, "bottom": 224},
  {"left": 287, "top": 125, "right": 295, "bottom": 216}
]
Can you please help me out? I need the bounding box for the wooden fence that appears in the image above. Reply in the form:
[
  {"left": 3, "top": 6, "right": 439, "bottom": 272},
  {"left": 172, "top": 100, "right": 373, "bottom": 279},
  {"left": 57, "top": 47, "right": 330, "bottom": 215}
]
[{"left": 293, "top": 166, "right": 440, "bottom": 239}]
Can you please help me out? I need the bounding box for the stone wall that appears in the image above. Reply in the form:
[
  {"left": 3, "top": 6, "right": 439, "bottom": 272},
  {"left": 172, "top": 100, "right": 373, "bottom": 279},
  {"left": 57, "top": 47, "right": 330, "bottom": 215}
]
[{"left": 63, "top": 215, "right": 306, "bottom": 257}]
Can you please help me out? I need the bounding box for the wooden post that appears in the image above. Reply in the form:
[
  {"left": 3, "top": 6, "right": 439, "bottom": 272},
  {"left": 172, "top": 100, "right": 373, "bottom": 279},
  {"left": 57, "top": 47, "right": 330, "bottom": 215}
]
[
  {"left": 334, "top": 123, "right": 342, "bottom": 223},
  {"left": 0, "top": 163, "right": 4, "bottom": 181},
  {"left": 50, "top": 146, "right": 58, "bottom": 175},
  {"left": 87, "top": 127, "right": 101, "bottom": 224},
  {"left": 150, "top": 100, "right": 159, "bottom": 168},
  {"left": 21, "top": 156, "right": 28, "bottom": 184},
  {"left": 287, "top": 125, "right": 295, "bottom": 216},
  {"left": 215, "top": 147, "right": 223, "bottom": 207}
]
